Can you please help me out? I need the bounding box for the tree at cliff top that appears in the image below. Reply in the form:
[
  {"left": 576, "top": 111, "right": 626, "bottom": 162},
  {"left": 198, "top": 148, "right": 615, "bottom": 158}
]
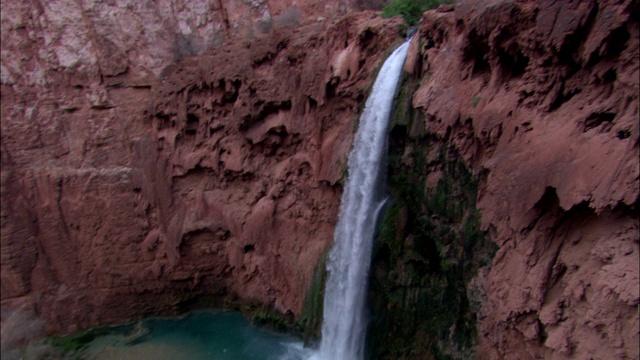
[{"left": 381, "top": 0, "right": 454, "bottom": 25}]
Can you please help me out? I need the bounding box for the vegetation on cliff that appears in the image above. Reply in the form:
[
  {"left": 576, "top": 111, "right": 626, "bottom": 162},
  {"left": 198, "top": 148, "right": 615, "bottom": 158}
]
[
  {"left": 382, "top": 0, "right": 454, "bottom": 26},
  {"left": 366, "top": 74, "right": 497, "bottom": 359},
  {"left": 300, "top": 252, "right": 328, "bottom": 344}
]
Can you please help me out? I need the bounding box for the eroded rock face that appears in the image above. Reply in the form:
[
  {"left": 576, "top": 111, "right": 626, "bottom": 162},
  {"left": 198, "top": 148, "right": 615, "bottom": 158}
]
[
  {"left": 1, "top": 0, "right": 404, "bottom": 334},
  {"left": 2, "top": 0, "right": 638, "bottom": 358},
  {"left": 412, "top": 0, "right": 638, "bottom": 358}
]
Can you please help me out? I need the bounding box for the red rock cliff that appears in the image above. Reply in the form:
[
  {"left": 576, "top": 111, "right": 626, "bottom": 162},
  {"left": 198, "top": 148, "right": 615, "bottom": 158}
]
[
  {"left": 1, "top": 0, "right": 638, "bottom": 358},
  {"left": 1, "top": 0, "right": 403, "bottom": 335},
  {"left": 409, "top": 0, "right": 638, "bottom": 358}
]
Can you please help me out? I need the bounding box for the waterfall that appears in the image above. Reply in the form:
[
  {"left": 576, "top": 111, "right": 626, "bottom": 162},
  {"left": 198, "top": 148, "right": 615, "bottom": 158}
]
[{"left": 316, "top": 40, "right": 410, "bottom": 360}]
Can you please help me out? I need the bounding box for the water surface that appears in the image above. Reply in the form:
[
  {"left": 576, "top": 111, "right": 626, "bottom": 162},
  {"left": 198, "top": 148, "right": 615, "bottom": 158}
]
[{"left": 79, "top": 310, "right": 314, "bottom": 360}]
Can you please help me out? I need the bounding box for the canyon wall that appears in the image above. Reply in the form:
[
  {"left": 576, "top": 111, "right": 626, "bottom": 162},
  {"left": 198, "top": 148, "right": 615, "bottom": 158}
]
[
  {"left": 397, "top": 0, "right": 637, "bottom": 358},
  {"left": 1, "top": 0, "right": 638, "bottom": 359},
  {"left": 1, "top": 0, "right": 404, "bottom": 337}
]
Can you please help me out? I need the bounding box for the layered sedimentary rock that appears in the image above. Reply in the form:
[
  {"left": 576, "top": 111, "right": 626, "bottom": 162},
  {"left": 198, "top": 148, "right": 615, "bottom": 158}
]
[
  {"left": 1, "top": 0, "right": 403, "bottom": 336},
  {"left": 407, "top": 0, "right": 639, "bottom": 358}
]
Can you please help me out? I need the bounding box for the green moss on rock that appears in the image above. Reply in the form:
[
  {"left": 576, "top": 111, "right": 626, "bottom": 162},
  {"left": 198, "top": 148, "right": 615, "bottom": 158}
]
[
  {"left": 366, "top": 75, "right": 497, "bottom": 360},
  {"left": 300, "top": 250, "right": 328, "bottom": 343},
  {"left": 252, "top": 310, "right": 292, "bottom": 333},
  {"left": 50, "top": 326, "right": 112, "bottom": 354}
]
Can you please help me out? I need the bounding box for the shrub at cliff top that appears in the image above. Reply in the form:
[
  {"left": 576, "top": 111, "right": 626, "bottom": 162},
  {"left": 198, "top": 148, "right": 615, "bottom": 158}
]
[{"left": 381, "top": 0, "right": 454, "bottom": 26}]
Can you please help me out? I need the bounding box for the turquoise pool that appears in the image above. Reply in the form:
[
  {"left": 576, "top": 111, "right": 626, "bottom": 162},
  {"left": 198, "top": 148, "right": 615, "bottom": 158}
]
[{"left": 76, "top": 310, "right": 316, "bottom": 360}]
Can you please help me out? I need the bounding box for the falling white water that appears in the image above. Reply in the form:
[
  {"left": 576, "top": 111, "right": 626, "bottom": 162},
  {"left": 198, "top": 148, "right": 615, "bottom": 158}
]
[{"left": 315, "top": 40, "right": 410, "bottom": 360}]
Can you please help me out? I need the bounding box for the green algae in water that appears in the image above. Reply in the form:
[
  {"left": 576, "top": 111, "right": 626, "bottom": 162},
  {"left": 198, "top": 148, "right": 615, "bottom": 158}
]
[{"left": 76, "top": 311, "right": 315, "bottom": 360}]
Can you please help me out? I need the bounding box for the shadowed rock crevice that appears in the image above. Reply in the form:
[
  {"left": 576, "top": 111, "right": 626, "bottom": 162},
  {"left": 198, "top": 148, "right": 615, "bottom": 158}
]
[
  {"left": 463, "top": 29, "right": 491, "bottom": 79},
  {"left": 583, "top": 111, "right": 616, "bottom": 132}
]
